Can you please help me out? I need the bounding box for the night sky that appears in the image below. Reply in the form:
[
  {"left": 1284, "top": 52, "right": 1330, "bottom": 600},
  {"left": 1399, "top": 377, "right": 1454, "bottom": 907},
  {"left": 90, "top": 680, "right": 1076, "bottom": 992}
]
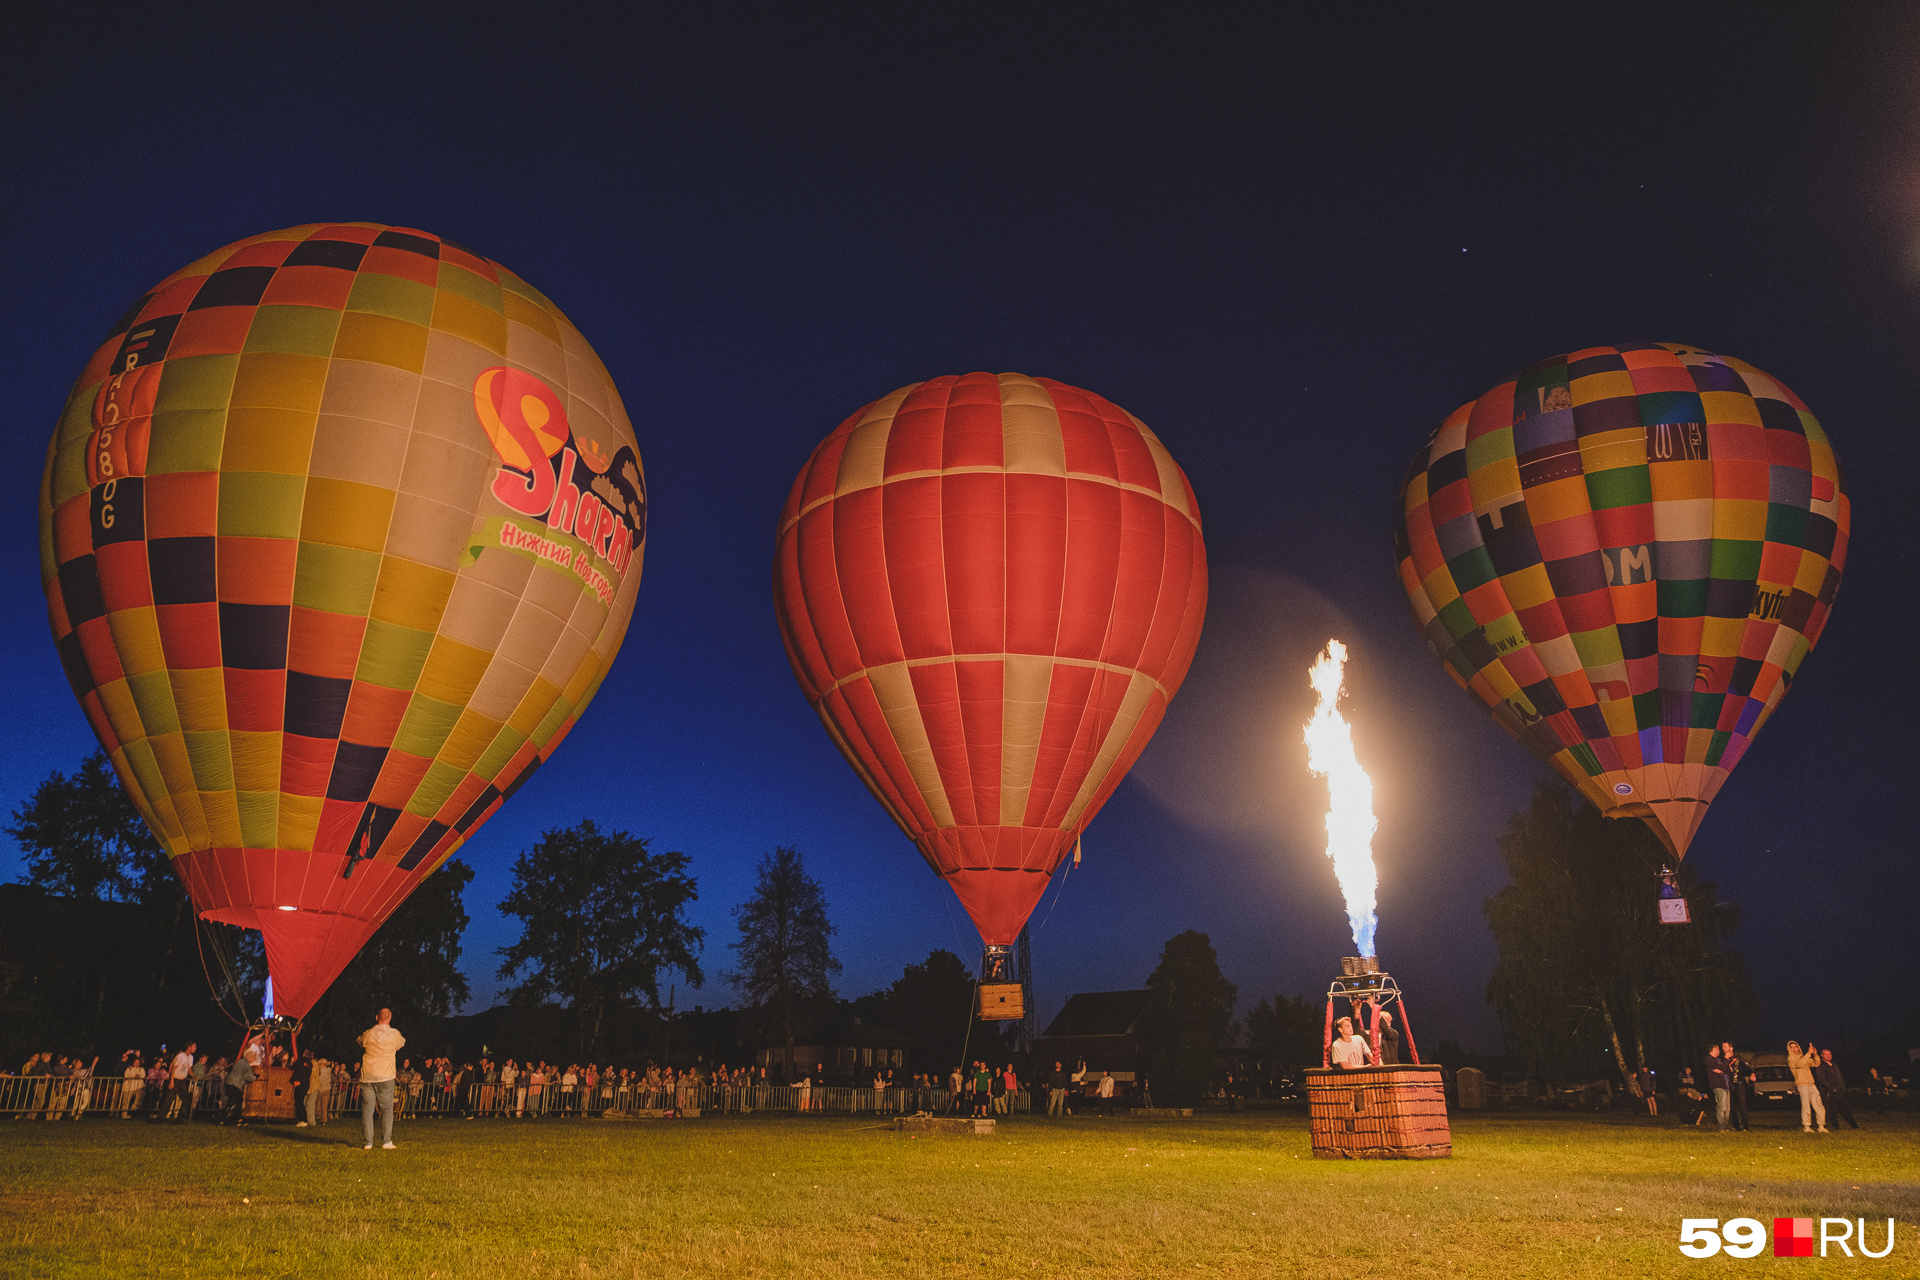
[{"left": 5, "top": 6, "right": 1914, "bottom": 1055}]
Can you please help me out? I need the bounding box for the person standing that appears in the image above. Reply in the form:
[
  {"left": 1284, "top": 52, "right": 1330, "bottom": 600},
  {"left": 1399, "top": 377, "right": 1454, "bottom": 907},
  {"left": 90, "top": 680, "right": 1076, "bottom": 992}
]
[
  {"left": 291, "top": 1053, "right": 312, "bottom": 1126},
  {"left": 66, "top": 1056, "right": 99, "bottom": 1119},
  {"left": 1331, "top": 1018, "right": 1371, "bottom": 1070},
  {"left": 307, "top": 1057, "right": 332, "bottom": 1126},
  {"left": 1721, "top": 1044, "right": 1750, "bottom": 1132},
  {"left": 1704, "top": 1045, "right": 1730, "bottom": 1132},
  {"left": 1375, "top": 1011, "right": 1401, "bottom": 1066},
  {"left": 223, "top": 1053, "right": 254, "bottom": 1125},
  {"left": 1635, "top": 1065, "right": 1658, "bottom": 1117},
  {"left": 1045, "top": 1061, "right": 1067, "bottom": 1117},
  {"left": 1816, "top": 1050, "right": 1859, "bottom": 1130},
  {"left": 169, "top": 1043, "right": 197, "bottom": 1123},
  {"left": 1096, "top": 1071, "right": 1116, "bottom": 1117},
  {"left": 357, "top": 1007, "right": 406, "bottom": 1150},
  {"left": 119, "top": 1053, "right": 144, "bottom": 1119},
  {"left": 1786, "top": 1040, "right": 1827, "bottom": 1133}
]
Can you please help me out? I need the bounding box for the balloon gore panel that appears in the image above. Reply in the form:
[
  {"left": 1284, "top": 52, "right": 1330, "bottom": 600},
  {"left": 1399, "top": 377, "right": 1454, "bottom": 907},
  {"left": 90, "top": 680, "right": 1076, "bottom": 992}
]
[
  {"left": 40, "top": 225, "right": 647, "bottom": 1017},
  {"left": 773, "top": 373, "right": 1208, "bottom": 944},
  {"left": 1394, "top": 344, "right": 1846, "bottom": 857}
]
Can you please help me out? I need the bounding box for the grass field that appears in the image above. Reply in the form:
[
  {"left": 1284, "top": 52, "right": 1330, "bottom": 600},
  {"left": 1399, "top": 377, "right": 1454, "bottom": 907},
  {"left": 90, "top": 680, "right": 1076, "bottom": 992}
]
[{"left": 3, "top": 1106, "right": 1914, "bottom": 1278}]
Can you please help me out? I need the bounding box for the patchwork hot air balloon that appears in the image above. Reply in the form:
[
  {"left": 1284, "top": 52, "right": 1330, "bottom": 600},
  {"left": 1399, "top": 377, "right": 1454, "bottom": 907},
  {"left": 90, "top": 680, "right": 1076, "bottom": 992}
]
[
  {"left": 1394, "top": 344, "right": 1847, "bottom": 857},
  {"left": 40, "top": 224, "right": 647, "bottom": 1017},
  {"left": 773, "top": 373, "right": 1208, "bottom": 949}
]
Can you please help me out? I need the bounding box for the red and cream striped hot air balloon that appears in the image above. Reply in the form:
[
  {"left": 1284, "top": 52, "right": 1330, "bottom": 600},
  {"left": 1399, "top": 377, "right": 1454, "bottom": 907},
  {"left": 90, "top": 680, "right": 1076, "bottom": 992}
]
[{"left": 773, "top": 373, "right": 1208, "bottom": 950}]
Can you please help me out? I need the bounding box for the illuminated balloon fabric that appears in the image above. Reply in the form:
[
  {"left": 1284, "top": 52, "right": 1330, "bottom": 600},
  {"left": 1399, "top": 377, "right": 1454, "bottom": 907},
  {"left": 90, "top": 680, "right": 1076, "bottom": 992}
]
[
  {"left": 1394, "top": 344, "right": 1846, "bottom": 857},
  {"left": 39, "top": 224, "right": 647, "bottom": 1017},
  {"left": 774, "top": 373, "right": 1208, "bottom": 944}
]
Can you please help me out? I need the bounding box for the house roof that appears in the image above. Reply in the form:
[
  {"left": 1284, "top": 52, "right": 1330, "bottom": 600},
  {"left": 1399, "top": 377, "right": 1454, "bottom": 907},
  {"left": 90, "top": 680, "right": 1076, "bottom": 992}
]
[{"left": 1042, "top": 990, "right": 1150, "bottom": 1038}]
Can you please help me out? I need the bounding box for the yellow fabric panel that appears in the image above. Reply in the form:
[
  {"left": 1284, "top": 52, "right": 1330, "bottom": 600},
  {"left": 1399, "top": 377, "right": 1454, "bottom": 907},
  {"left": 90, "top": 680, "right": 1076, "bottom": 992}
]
[
  {"left": 199, "top": 790, "right": 244, "bottom": 847},
  {"left": 431, "top": 291, "right": 509, "bottom": 354},
  {"left": 502, "top": 291, "right": 561, "bottom": 344},
  {"left": 1570, "top": 369, "right": 1635, "bottom": 404},
  {"left": 300, "top": 477, "right": 395, "bottom": 553},
  {"left": 530, "top": 694, "right": 573, "bottom": 747},
  {"left": 1711, "top": 498, "right": 1767, "bottom": 542},
  {"left": 332, "top": 311, "right": 429, "bottom": 374},
  {"left": 220, "top": 406, "right": 320, "bottom": 474},
  {"left": 1577, "top": 427, "right": 1645, "bottom": 472},
  {"left": 474, "top": 725, "right": 527, "bottom": 780},
  {"left": 1699, "top": 390, "right": 1762, "bottom": 426},
  {"left": 1792, "top": 551, "right": 1829, "bottom": 594},
  {"left": 558, "top": 648, "right": 602, "bottom": 707},
  {"left": 1652, "top": 497, "right": 1713, "bottom": 543},
  {"left": 370, "top": 557, "right": 456, "bottom": 631},
  {"left": 997, "top": 375, "right": 1068, "bottom": 479},
  {"left": 437, "top": 708, "right": 502, "bottom": 771},
  {"left": 1700, "top": 616, "right": 1745, "bottom": 659},
  {"left": 230, "top": 352, "right": 330, "bottom": 414},
  {"left": 106, "top": 608, "right": 168, "bottom": 676},
  {"left": 95, "top": 679, "right": 150, "bottom": 755},
  {"left": 507, "top": 677, "right": 561, "bottom": 736},
  {"left": 415, "top": 636, "right": 493, "bottom": 705},
  {"left": 1501, "top": 562, "right": 1555, "bottom": 611},
  {"left": 277, "top": 791, "right": 324, "bottom": 853},
  {"left": 125, "top": 669, "right": 182, "bottom": 735},
  {"left": 867, "top": 661, "right": 955, "bottom": 828},
  {"left": 407, "top": 761, "right": 467, "bottom": 817},
  {"left": 167, "top": 666, "right": 228, "bottom": 734}
]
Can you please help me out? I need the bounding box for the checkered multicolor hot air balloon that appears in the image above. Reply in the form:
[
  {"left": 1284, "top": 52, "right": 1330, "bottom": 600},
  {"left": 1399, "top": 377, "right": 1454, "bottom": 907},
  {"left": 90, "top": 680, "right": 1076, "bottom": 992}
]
[
  {"left": 774, "top": 374, "right": 1208, "bottom": 945},
  {"left": 40, "top": 224, "right": 647, "bottom": 1017},
  {"left": 1394, "top": 344, "right": 1847, "bottom": 857}
]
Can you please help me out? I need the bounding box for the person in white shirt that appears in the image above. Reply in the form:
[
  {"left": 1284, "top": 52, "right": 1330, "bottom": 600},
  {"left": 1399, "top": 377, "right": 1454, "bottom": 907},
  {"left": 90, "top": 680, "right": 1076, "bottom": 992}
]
[
  {"left": 169, "top": 1043, "right": 197, "bottom": 1122},
  {"left": 1331, "top": 1017, "right": 1372, "bottom": 1069},
  {"left": 357, "top": 1009, "right": 406, "bottom": 1149}
]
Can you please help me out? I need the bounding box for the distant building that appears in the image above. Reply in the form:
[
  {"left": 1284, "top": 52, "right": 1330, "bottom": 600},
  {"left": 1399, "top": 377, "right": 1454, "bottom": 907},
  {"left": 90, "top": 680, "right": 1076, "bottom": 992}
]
[
  {"left": 754, "top": 1013, "right": 916, "bottom": 1085},
  {"left": 1033, "top": 989, "right": 1150, "bottom": 1083}
]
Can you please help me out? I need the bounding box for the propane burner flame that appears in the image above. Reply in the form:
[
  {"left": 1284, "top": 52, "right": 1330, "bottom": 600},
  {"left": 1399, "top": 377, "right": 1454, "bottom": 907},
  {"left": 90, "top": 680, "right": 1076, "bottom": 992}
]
[{"left": 1305, "top": 639, "right": 1378, "bottom": 957}]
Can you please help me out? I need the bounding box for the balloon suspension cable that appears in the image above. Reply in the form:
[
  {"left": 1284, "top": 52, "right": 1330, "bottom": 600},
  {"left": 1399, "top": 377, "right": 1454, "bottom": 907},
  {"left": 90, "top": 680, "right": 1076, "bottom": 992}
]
[
  {"left": 1033, "top": 842, "right": 1077, "bottom": 934},
  {"left": 956, "top": 969, "right": 983, "bottom": 1080},
  {"left": 193, "top": 912, "right": 253, "bottom": 1029}
]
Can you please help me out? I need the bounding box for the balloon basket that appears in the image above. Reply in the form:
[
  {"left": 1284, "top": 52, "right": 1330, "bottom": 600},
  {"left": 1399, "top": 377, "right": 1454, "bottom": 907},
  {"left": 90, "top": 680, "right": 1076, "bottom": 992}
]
[
  {"left": 978, "top": 983, "right": 1025, "bottom": 1021},
  {"left": 1306, "top": 1066, "right": 1450, "bottom": 1159},
  {"left": 242, "top": 1066, "right": 297, "bottom": 1120}
]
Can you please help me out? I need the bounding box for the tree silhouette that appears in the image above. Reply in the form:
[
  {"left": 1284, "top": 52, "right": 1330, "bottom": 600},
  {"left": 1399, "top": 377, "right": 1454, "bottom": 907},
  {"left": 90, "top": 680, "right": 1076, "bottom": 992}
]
[
  {"left": 302, "top": 859, "right": 474, "bottom": 1053},
  {"left": 728, "top": 846, "right": 839, "bottom": 1081},
  {"left": 1142, "top": 930, "right": 1238, "bottom": 1107},
  {"left": 9, "top": 751, "right": 170, "bottom": 904},
  {"left": 497, "top": 820, "right": 704, "bottom": 1061}
]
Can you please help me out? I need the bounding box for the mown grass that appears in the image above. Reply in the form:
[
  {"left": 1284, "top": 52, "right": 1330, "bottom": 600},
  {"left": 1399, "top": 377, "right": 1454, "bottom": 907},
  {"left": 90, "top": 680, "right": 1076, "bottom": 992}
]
[{"left": 2, "top": 1105, "right": 1915, "bottom": 1278}]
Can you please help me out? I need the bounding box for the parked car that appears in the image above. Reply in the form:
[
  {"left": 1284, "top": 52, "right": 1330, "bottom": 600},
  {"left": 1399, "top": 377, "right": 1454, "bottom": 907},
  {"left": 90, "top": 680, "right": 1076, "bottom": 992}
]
[{"left": 1746, "top": 1053, "right": 1797, "bottom": 1106}]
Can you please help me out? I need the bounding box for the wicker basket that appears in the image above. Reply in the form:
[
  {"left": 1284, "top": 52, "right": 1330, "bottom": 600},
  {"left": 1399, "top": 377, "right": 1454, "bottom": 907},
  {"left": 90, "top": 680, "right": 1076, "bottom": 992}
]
[{"left": 1306, "top": 1065, "right": 1451, "bottom": 1159}]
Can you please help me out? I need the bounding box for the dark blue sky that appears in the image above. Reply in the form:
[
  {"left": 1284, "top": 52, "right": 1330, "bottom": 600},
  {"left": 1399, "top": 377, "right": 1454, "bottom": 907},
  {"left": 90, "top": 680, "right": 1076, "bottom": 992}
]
[{"left": 5, "top": 6, "right": 1914, "bottom": 1052}]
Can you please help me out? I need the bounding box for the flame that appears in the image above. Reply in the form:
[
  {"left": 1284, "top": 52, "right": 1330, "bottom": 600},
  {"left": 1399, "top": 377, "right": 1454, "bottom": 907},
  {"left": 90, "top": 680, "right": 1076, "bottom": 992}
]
[{"left": 1304, "top": 639, "right": 1378, "bottom": 957}]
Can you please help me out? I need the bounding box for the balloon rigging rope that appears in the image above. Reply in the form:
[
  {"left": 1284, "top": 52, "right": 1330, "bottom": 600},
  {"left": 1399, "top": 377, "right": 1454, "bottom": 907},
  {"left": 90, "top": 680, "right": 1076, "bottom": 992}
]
[
  {"left": 1033, "top": 854, "right": 1074, "bottom": 933},
  {"left": 193, "top": 913, "right": 251, "bottom": 1028}
]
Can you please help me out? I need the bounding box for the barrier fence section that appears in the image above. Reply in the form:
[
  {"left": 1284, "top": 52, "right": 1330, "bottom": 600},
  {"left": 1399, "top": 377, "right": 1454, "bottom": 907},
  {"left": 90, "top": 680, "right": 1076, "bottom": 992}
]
[{"left": 1, "top": 1075, "right": 1037, "bottom": 1120}]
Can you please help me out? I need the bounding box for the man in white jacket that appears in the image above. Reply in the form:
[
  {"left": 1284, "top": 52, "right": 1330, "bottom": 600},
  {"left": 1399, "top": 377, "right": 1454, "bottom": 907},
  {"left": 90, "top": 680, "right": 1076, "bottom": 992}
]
[{"left": 358, "top": 1009, "right": 406, "bottom": 1150}]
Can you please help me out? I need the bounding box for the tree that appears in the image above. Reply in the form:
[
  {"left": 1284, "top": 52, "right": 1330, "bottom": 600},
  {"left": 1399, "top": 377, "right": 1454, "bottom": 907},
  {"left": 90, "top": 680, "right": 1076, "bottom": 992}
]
[
  {"left": 302, "top": 859, "right": 474, "bottom": 1054},
  {"left": 1245, "top": 992, "right": 1322, "bottom": 1084},
  {"left": 853, "top": 949, "right": 980, "bottom": 1071},
  {"left": 497, "top": 821, "right": 704, "bottom": 1061},
  {"left": 9, "top": 751, "right": 171, "bottom": 904},
  {"left": 728, "top": 846, "right": 840, "bottom": 1081},
  {"left": 1484, "top": 780, "right": 1756, "bottom": 1084},
  {"left": 1141, "top": 930, "right": 1238, "bottom": 1107}
]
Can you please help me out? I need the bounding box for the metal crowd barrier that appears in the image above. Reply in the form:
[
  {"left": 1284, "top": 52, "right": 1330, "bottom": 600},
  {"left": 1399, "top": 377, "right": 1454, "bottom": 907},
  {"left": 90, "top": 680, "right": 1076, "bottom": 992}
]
[{"left": 2, "top": 1074, "right": 1034, "bottom": 1119}]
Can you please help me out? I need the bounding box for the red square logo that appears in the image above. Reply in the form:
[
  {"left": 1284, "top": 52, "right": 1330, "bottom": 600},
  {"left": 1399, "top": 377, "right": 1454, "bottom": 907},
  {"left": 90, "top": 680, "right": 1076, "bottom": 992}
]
[{"left": 1774, "top": 1217, "right": 1813, "bottom": 1257}]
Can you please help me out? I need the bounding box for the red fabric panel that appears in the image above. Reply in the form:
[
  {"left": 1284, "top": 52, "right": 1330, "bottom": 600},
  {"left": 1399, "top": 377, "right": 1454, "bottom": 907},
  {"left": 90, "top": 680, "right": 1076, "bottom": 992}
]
[
  {"left": 883, "top": 475, "right": 950, "bottom": 660},
  {"left": 1056, "top": 478, "right": 1122, "bottom": 660},
  {"left": 1004, "top": 473, "right": 1067, "bottom": 654},
  {"left": 955, "top": 658, "right": 1005, "bottom": 826},
  {"left": 790, "top": 507, "right": 854, "bottom": 691},
  {"left": 942, "top": 866, "right": 1055, "bottom": 946},
  {"left": 223, "top": 668, "right": 284, "bottom": 732},
  {"left": 942, "top": 472, "right": 1005, "bottom": 654},
  {"left": 287, "top": 607, "right": 367, "bottom": 680},
  {"left": 280, "top": 733, "right": 337, "bottom": 798},
  {"left": 884, "top": 379, "right": 955, "bottom": 476},
  {"left": 907, "top": 661, "right": 972, "bottom": 824},
  {"left": 155, "top": 602, "right": 222, "bottom": 669},
  {"left": 830, "top": 486, "right": 903, "bottom": 669}
]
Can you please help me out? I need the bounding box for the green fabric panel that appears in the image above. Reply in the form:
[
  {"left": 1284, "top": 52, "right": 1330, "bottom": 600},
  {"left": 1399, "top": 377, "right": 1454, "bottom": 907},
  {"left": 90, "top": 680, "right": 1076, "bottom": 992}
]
[
  {"left": 1465, "top": 427, "right": 1516, "bottom": 469},
  {"left": 126, "top": 670, "right": 181, "bottom": 735},
  {"left": 346, "top": 273, "right": 435, "bottom": 326},
  {"left": 1709, "top": 539, "right": 1762, "bottom": 582},
  {"left": 1705, "top": 730, "right": 1732, "bottom": 767},
  {"left": 292, "top": 542, "right": 381, "bottom": 615},
  {"left": 1447, "top": 545, "right": 1498, "bottom": 593},
  {"left": 1436, "top": 596, "right": 1477, "bottom": 642},
  {"left": 354, "top": 619, "right": 435, "bottom": 690},
  {"left": 244, "top": 305, "right": 343, "bottom": 357},
  {"left": 1799, "top": 413, "right": 1828, "bottom": 448},
  {"left": 1513, "top": 360, "right": 1569, "bottom": 403},
  {"left": 218, "top": 471, "right": 306, "bottom": 538},
  {"left": 1585, "top": 466, "right": 1652, "bottom": 510},
  {"left": 1781, "top": 633, "right": 1811, "bottom": 676},
  {"left": 1482, "top": 611, "right": 1526, "bottom": 655},
  {"left": 145, "top": 410, "right": 229, "bottom": 475},
  {"left": 154, "top": 354, "right": 240, "bottom": 413},
  {"left": 1688, "top": 693, "right": 1723, "bottom": 730},
  {"left": 49, "top": 387, "right": 98, "bottom": 506},
  {"left": 1656, "top": 578, "right": 1707, "bottom": 618},
  {"left": 406, "top": 760, "right": 468, "bottom": 818},
  {"left": 474, "top": 726, "right": 527, "bottom": 780},
  {"left": 530, "top": 695, "right": 574, "bottom": 748},
  {"left": 1631, "top": 690, "right": 1662, "bottom": 732},
  {"left": 237, "top": 790, "right": 279, "bottom": 848},
  {"left": 1764, "top": 503, "right": 1809, "bottom": 548},
  {"left": 1570, "top": 625, "right": 1625, "bottom": 668},
  {"left": 183, "top": 730, "right": 236, "bottom": 790},
  {"left": 121, "top": 739, "right": 170, "bottom": 823},
  {"left": 392, "top": 694, "right": 464, "bottom": 758},
  {"left": 1567, "top": 742, "right": 1603, "bottom": 777},
  {"left": 436, "top": 264, "right": 505, "bottom": 312},
  {"left": 495, "top": 268, "right": 555, "bottom": 309}
]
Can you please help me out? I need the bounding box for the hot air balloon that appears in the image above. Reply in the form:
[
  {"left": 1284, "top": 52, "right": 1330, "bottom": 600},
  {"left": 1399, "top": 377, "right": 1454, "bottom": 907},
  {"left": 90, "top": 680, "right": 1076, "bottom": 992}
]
[
  {"left": 773, "top": 372, "right": 1208, "bottom": 980},
  {"left": 40, "top": 224, "right": 647, "bottom": 1020},
  {"left": 1394, "top": 344, "right": 1847, "bottom": 857}
]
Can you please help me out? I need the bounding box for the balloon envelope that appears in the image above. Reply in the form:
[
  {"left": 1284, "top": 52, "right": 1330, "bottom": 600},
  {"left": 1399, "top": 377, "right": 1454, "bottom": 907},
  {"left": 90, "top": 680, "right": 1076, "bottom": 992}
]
[
  {"left": 40, "top": 224, "right": 647, "bottom": 1016},
  {"left": 1394, "top": 344, "right": 1847, "bottom": 856},
  {"left": 774, "top": 373, "right": 1208, "bottom": 943}
]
